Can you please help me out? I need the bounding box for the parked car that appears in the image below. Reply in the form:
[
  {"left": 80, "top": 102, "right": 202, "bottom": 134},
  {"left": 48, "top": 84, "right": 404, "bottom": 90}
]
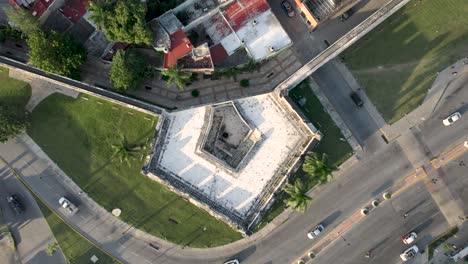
[
  {"left": 400, "top": 245, "right": 419, "bottom": 261},
  {"left": 6, "top": 194, "right": 24, "bottom": 215},
  {"left": 224, "top": 259, "right": 240, "bottom": 264},
  {"left": 340, "top": 8, "right": 355, "bottom": 21},
  {"left": 401, "top": 232, "right": 417, "bottom": 244},
  {"left": 350, "top": 92, "right": 363, "bottom": 107},
  {"left": 281, "top": 1, "right": 295, "bottom": 17},
  {"left": 442, "top": 112, "right": 461, "bottom": 126},
  {"left": 307, "top": 224, "right": 324, "bottom": 239},
  {"left": 59, "top": 197, "right": 78, "bottom": 214}
]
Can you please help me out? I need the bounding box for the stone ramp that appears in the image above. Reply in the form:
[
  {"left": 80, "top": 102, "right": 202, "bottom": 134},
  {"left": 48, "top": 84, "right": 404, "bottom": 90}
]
[{"left": 8, "top": 68, "right": 79, "bottom": 111}]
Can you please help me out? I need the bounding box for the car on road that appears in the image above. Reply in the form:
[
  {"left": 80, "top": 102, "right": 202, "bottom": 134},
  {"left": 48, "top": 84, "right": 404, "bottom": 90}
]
[
  {"left": 6, "top": 194, "right": 24, "bottom": 215},
  {"left": 401, "top": 231, "right": 417, "bottom": 244},
  {"left": 224, "top": 259, "right": 239, "bottom": 264},
  {"left": 341, "top": 8, "right": 355, "bottom": 22},
  {"left": 307, "top": 224, "right": 324, "bottom": 239},
  {"left": 59, "top": 197, "right": 78, "bottom": 214},
  {"left": 281, "top": 1, "right": 295, "bottom": 17},
  {"left": 350, "top": 92, "right": 363, "bottom": 107},
  {"left": 400, "top": 245, "right": 419, "bottom": 261},
  {"left": 442, "top": 112, "right": 461, "bottom": 126}
]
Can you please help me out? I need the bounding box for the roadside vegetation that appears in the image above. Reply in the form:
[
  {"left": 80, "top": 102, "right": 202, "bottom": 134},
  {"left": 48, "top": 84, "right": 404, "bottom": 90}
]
[
  {"left": 255, "top": 80, "right": 351, "bottom": 231},
  {"left": 0, "top": 67, "right": 31, "bottom": 143},
  {"left": 28, "top": 93, "right": 242, "bottom": 247},
  {"left": 110, "top": 50, "right": 152, "bottom": 91},
  {"left": 343, "top": 0, "right": 468, "bottom": 123},
  {"left": 87, "top": 0, "right": 153, "bottom": 45},
  {"left": 33, "top": 195, "right": 119, "bottom": 263},
  {"left": 427, "top": 226, "right": 459, "bottom": 260}
]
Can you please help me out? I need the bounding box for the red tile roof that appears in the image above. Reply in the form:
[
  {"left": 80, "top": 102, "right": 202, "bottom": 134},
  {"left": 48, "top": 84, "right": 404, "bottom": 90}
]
[
  {"left": 163, "top": 29, "right": 193, "bottom": 68},
  {"left": 210, "top": 43, "right": 228, "bottom": 63},
  {"left": 222, "top": 0, "right": 270, "bottom": 31},
  {"left": 61, "top": 0, "right": 88, "bottom": 23}
]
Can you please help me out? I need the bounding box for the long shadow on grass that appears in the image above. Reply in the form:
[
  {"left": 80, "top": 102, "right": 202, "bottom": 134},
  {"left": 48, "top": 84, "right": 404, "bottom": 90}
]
[{"left": 344, "top": 6, "right": 468, "bottom": 124}]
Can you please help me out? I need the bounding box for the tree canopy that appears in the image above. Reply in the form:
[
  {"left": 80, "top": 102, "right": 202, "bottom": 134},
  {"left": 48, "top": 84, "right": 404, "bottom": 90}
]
[
  {"left": 0, "top": 105, "right": 29, "bottom": 143},
  {"left": 162, "top": 67, "right": 192, "bottom": 90},
  {"left": 302, "top": 152, "right": 335, "bottom": 184},
  {"left": 4, "top": 6, "right": 40, "bottom": 36},
  {"left": 109, "top": 50, "right": 151, "bottom": 91},
  {"left": 27, "top": 31, "right": 87, "bottom": 79},
  {"left": 87, "top": 0, "right": 153, "bottom": 45},
  {"left": 284, "top": 179, "right": 312, "bottom": 213}
]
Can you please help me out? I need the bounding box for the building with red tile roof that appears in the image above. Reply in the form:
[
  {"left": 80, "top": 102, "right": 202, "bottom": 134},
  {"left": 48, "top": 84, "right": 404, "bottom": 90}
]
[
  {"left": 60, "top": 0, "right": 88, "bottom": 23},
  {"left": 163, "top": 29, "right": 193, "bottom": 68}
]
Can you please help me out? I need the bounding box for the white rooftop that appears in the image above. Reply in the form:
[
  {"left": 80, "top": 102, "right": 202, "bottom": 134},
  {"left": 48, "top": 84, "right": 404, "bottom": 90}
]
[
  {"left": 236, "top": 10, "right": 292, "bottom": 60},
  {"left": 158, "top": 94, "right": 305, "bottom": 216}
]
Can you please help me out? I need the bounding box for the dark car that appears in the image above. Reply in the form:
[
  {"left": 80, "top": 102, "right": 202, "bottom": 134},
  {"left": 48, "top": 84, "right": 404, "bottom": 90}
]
[
  {"left": 7, "top": 195, "right": 24, "bottom": 215},
  {"left": 341, "top": 8, "right": 355, "bottom": 22},
  {"left": 350, "top": 92, "right": 363, "bottom": 107},
  {"left": 281, "top": 1, "right": 295, "bottom": 17}
]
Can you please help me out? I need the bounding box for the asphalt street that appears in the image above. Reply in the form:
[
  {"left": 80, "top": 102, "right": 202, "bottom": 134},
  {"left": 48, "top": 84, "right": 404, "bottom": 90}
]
[
  {"left": 312, "top": 61, "right": 382, "bottom": 151},
  {"left": 0, "top": 163, "right": 66, "bottom": 264},
  {"left": 312, "top": 181, "right": 449, "bottom": 264}
]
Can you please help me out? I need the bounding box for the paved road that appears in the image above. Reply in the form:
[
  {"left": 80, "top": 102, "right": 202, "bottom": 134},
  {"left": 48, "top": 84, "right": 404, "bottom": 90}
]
[
  {"left": 0, "top": 163, "right": 66, "bottom": 264},
  {"left": 312, "top": 61, "right": 383, "bottom": 151}
]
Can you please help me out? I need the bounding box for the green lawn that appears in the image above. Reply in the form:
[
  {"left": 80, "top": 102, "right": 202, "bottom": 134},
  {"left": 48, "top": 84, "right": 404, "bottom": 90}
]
[
  {"left": 289, "top": 81, "right": 353, "bottom": 168},
  {"left": 343, "top": 0, "right": 468, "bottom": 124},
  {"left": 28, "top": 93, "right": 242, "bottom": 247},
  {"left": 35, "top": 196, "right": 119, "bottom": 264},
  {"left": 0, "top": 66, "right": 31, "bottom": 112},
  {"left": 255, "top": 81, "right": 353, "bottom": 231}
]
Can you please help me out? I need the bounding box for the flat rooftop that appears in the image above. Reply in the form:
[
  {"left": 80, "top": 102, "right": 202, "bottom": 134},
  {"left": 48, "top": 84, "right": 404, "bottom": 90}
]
[{"left": 153, "top": 93, "right": 315, "bottom": 219}]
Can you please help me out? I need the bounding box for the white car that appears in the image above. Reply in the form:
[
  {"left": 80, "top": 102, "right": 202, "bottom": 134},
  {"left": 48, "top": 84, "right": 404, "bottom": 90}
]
[
  {"left": 401, "top": 232, "right": 417, "bottom": 244},
  {"left": 307, "top": 224, "right": 324, "bottom": 239},
  {"left": 59, "top": 197, "right": 78, "bottom": 214},
  {"left": 400, "top": 245, "right": 419, "bottom": 261},
  {"left": 443, "top": 112, "right": 461, "bottom": 126}
]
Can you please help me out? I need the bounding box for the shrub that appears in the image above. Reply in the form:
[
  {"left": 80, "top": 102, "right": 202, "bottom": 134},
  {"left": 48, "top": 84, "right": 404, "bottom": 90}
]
[
  {"left": 383, "top": 193, "right": 391, "bottom": 199},
  {"left": 191, "top": 89, "right": 200, "bottom": 97},
  {"left": 240, "top": 79, "right": 250, "bottom": 87},
  {"left": 308, "top": 252, "right": 316, "bottom": 258}
]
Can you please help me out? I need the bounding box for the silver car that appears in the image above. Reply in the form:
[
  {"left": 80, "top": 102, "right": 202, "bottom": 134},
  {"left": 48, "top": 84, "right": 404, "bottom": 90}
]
[
  {"left": 59, "top": 197, "right": 78, "bottom": 214},
  {"left": 442, "top": 112, "right": 461, "bottom": 126},
  {"left": 307, "top": 224, "right": 324, "bottom": 239}
]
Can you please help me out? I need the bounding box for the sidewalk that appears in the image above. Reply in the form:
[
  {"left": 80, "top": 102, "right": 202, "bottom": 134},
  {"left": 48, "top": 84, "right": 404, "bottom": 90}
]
[{"left": 81, "top": 48, "right": 304, "bottom": 110}]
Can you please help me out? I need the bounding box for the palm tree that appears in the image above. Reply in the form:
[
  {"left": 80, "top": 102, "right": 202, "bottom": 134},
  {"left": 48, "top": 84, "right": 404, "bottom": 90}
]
[
  {"left": 87, "top": 2, "right": 107, "bottom": 30},
  {"left": 111, "top": 137, "right": 142, "bottom": 165},
  {"left": 302, "top": 152, "right": 334, "bottom": 184},
  {"left": 284, "top": 179, "right": 312, "bottom": 213},
  {"left": 162, "top": 67, "right": 192, "bottom": 90}
]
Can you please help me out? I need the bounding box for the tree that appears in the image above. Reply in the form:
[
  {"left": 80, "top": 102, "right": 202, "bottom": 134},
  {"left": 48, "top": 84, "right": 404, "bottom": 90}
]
[
  {"left": 0, "top": 106, "right": 29, "bottom": 143},
  {"left": 110, "top": 50, "right": 151, "bottom": 91},
  {"left": 162, "top": 67, "right": 191, "bottom": 90},
  {"left": 284, "top": 179, "right": 312, "bottom": 213},
  {"left": 4, "top": 7, "right": 40, "bottom": 36},
  {"left": 27, "top": 31, "right": 86, "bottom": 79},
  {"left": 302, "top": 152, "right": 334, "bottom": 184},
  {"left": 111, "top": 137, "right": 142, "bottom": 165},
  {"left": 87, "top": 0, "right": 152, "bottom": 45}
]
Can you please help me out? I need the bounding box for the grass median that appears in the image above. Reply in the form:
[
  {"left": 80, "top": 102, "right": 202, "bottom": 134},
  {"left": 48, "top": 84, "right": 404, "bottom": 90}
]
[
  {"left": 34, "top": 196, "right": 119, "bottom": 264},
  {"left": 28, "top": 93, "right": 242, "bottom": 247},
  {"left": 343, "top": 0, "right": 468, "bottom": 124}
]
